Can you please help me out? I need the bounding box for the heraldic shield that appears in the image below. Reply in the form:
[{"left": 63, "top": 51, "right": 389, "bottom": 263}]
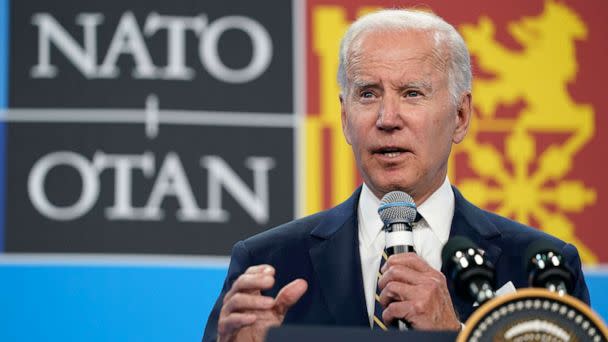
[{"left": 458, "top": 289, "right": 608, "bottom": 342}]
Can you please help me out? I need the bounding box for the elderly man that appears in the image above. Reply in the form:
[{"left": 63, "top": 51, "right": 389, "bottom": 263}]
[{"left": 202, "top": 9, "right": 589, "bottom": 342}]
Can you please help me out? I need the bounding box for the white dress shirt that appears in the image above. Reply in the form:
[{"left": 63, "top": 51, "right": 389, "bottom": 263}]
[{"left": 357, "top": 177, "right": 455, "bottom": 326}]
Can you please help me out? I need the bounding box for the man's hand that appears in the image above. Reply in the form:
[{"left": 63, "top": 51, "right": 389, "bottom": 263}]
[
  {"left": 378, "top": 253, "right": 460, "bottom": 331},
  {"left": 217, "top": 264, "right": 308, "bottom": 342}
]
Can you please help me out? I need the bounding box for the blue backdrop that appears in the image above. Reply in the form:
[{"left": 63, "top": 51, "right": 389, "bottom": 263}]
[
  {"left": 0, "top": 258, "right": 228, "bottom": 342},
  {"left": 0, "top": 259, "right": 607, "bottom": 342}
]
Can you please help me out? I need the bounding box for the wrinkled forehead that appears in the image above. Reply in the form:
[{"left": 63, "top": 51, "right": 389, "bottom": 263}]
[
  {"left": 345, "top": 29, "right": 451, "bottom": 85},
  {"left": 351, "top": 26, "right": 440, "bottom": 48}
]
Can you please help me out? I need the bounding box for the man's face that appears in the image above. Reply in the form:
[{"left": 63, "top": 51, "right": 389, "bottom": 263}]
[{"left": 340, "top": 29, "right": 471, "bottom": 203}]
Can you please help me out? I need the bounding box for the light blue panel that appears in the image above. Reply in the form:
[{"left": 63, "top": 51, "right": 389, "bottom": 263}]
[
  {"left": 586, "top": 271, "right": 608, "bottom": 322},
  {"left": 0, "top": 264, "right": 227, "bottom": 342},
  {"left": 0, "top": 263, "right": 606, "bottom": 342}
]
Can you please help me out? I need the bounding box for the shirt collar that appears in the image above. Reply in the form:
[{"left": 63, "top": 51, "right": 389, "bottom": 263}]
[
  {"left": 358, "top": 177, "right": 455, "bottom": 246},
  {"left": 358, "top": 183, "right": 383, "bottom": 248},
  {"left": 417, "top": 177, "right": 454, "bottom": 245}
]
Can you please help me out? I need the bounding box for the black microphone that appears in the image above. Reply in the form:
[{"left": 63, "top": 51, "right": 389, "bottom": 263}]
[
  {"left": 442, "top": 236, "right": 496, "bottom": 305},
  {"left": 378, "top": 191, "right": 418, "bottom": 256},
  {"left": 524, "top": 240, "right": 574, "bottom": 295}
]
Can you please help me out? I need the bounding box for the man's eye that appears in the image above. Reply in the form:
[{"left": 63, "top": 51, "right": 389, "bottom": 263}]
[
  {"left": 405, "top": 90, "right": 422, "bottom": 97},
  {"left": 360, "top": 91, "right": 375, "bottom": 98}
]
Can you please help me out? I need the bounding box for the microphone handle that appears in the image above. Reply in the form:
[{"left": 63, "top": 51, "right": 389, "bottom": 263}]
[
  {"left": 386, "top": 244, "right": 415, "bottom": 255},
  {"left": 469, "top": 281, "right": 495, "bottom": 305},
  {"left": 385, "top": 222, "right": 415, "bottom": 256},
  {"left": 546, "top": 281, "right": 568, "bottom": 296},
  {"left": 384, "top": 222, "right": 415, "bottom": 330}
]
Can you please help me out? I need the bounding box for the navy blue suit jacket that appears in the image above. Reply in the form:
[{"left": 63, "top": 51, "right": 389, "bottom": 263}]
[{"left": 202, "top": 187, "right": 590, "bottom": 341}]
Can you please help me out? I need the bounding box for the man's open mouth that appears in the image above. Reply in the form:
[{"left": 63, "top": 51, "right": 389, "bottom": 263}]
[{"left": 374, "top": 147, "right": 408, "bottom": 158}]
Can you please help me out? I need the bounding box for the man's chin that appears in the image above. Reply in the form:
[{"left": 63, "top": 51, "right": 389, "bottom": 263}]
[{"left": 368, "top": 179, "right": 416, "bottom": 198}]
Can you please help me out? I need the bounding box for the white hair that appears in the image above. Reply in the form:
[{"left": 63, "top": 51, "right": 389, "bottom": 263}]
[{"left": 337, "top": 9, "right": 471, "bottom": 104}]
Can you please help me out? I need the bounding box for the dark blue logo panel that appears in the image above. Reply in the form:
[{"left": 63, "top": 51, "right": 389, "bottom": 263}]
[{"left": 5, "top": 0, "right": 295, "bottom": 255}]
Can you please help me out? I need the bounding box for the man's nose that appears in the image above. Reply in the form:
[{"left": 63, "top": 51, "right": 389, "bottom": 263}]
[{"left": 376, "top": 95, "right": 404, "bottom": 131}]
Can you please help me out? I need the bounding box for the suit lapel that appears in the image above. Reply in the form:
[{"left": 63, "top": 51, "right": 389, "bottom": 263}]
[
  {"left": 308, "top": 188, "right": 368, "bottom": 326},
  {"left": 445, "top": 186, "right": 503, "bottom": 320},
  {"left": 448, "top": 187, "right": 502, "bottom": 265}
]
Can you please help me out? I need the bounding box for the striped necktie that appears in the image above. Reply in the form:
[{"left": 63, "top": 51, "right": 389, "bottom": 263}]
[
  {"left": 373, "top": 250, "right": 390, "bottom": 330},
  {"left": 373, "top": 212, "right": 423, "bottom": 330}
]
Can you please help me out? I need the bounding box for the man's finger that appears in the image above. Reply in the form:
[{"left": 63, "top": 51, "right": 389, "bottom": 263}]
[
  {"left": 217, "top": 312, "right": 257, "bottom": 337},
  {"left": 273, "top": 279, "right": 308, "bottom": 317},
  {"left": 223, "top": 293, "right": 275, "bottom": 313},
  {"left": 378, "top": 281, "right": 415, "bottom": 307},
  {"left": 378, "top": 265, "right": 426, "bottom": 289},
  {"left": 382, "top": 253, "right": 432, "bottom": 273},
  {"left": 224, "top": 273, "right": 275, "bottom": 302},
  {"left": 382, "top": 301, "right": 415, "bottom": 326},
  {"left": 245, "top": 264, "right": 275, "bottom": 276}
]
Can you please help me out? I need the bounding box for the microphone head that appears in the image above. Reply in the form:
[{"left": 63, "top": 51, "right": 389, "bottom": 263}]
[
  {"left": 378, "top": 191, "right": 417, "bottom": 226},
  {"left": 524, "top": 239, "right": 574, "bottom": 294},
  {"left": 441, "top": 236, "right": 477, "bottom": 266},
  {"left": 523, "top": 239, "right": 559, "bottom": 270},
  {"left": 442, "top": 236, "right": 496, "bottom": 303}
]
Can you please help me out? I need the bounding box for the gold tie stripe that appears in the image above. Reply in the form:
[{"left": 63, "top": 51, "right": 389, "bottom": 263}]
[{"left": 373, "top": 251, "right": 389, "bottom": 330}]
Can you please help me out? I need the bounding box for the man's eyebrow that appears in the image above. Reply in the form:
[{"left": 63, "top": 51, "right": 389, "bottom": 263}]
[
  {"left": 398, "top": 80, "right": 433, "bottom": 90},
  {"left": 351, "top": 80, "right": 380, "bottom": 89}
]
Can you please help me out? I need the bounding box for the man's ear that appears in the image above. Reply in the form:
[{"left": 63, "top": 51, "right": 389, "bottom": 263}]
[
  {"left": 453, "top": 92, "right": 472, "bottom": 144},
  {"left": 340, "top": 94, "right": 353, "bottom": 145}
]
